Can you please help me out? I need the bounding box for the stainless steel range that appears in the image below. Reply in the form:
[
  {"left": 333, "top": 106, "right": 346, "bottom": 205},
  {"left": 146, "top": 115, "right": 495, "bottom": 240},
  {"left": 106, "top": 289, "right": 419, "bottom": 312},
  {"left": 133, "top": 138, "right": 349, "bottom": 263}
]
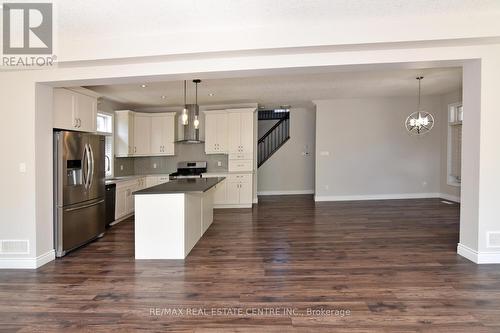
[{"left": 169, "top": 161, "right": 207, "bottom": 180}]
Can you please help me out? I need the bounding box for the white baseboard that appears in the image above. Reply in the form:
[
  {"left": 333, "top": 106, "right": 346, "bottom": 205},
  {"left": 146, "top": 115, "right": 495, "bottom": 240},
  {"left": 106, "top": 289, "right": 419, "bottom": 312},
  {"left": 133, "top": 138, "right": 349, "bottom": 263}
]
[
  {"left": 0, "top": 249, "right": 55, "bottom": 269},
  {"left": 258, "top": 190, "right": 315, "bottom": 196},
  {"left": 253, "top": 196, "right": 259, "bottom": 204},
  {"left": 314, "top": 192, "right": 443, "bottom": 202},
  {"left": 439, "top": 193, "right": 461, "bottom": 203},
  {"left": 457, "top": 243, "right": 500, "bottom": 264},
  {"left": 214, "top": 204, "right": 253, "bottom": 209},
  {"left": 314, "top": 192, "right": 461, "bottom": 202}
]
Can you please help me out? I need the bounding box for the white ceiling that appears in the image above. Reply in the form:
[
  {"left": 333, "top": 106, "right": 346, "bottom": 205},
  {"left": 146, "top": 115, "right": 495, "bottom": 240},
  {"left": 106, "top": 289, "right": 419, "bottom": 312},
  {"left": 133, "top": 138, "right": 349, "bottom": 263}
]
[{"left": 86, "top": 67, "right": 462, "bottom": 109}]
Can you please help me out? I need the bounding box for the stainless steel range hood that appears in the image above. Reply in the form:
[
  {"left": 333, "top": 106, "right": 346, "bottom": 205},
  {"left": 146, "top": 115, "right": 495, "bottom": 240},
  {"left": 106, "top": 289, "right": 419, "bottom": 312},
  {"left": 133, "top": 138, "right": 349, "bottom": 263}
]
[{"left": 176, "top": 104, "right": 204, "bottom": 144}]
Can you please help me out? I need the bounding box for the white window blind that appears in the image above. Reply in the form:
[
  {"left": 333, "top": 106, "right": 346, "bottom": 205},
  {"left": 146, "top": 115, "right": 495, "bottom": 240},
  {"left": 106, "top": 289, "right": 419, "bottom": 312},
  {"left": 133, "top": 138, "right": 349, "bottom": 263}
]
[{"left": 450, "top": 124, "right": 462, "bottom": 179}]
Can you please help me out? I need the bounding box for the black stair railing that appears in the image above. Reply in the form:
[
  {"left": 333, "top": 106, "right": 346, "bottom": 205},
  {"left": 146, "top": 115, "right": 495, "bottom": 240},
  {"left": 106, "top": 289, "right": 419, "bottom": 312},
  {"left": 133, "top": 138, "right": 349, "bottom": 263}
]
[
  {"left": 258, "top": 114, "right": 290, "bottom": 167},
  {"left": 258, "top": 110, "right": 289, "bottom": 120}
]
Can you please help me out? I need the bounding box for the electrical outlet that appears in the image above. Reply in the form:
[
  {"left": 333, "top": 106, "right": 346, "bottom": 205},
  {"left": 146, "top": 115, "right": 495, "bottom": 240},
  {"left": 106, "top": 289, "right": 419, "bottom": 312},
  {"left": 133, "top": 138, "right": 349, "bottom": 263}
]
[
  {"left": 217, "top": 161, "right": 222, "bottom": 167},
  {"left": 19, "top": 162, "right": 26, "bottom": 173},
  {"left": 120, "top": 165, "right": 123, "bottom": 171},
  {"left": 153, "top": 163, "right": 157, "bottom": 169}
]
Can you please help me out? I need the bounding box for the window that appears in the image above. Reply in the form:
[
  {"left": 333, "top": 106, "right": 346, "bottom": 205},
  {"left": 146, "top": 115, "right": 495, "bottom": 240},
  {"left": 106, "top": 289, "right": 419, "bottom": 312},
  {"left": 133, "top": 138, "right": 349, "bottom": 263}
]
[
  {"left": 447, "top": 102, "right": 463, "bottom": 186},
  {"left": 97, "top": 113, "right": 113, "bottom": 133},
  {"left": 97, "top": 112, "right": 114, "bottom": 177}
]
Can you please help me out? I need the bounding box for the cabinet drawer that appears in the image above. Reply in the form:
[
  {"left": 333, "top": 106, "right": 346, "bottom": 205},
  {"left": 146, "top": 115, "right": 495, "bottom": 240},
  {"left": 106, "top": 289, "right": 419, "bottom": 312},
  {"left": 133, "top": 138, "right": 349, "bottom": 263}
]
[
  {"left": 229, "top": 153, "right": 253, "bottom": 160},
  {"left": 227, "top": 173, "right": 252, "bottom": 183},
  {"left": 228, "top": 159, "right": 253, "bottom": 172}
]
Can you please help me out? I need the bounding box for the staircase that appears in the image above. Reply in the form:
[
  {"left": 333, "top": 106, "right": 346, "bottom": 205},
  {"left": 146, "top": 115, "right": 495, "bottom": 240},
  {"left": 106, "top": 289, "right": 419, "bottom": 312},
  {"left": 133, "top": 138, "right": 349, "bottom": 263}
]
[{"left": 257, "top": 110, "right": 290, "bottom": 167}]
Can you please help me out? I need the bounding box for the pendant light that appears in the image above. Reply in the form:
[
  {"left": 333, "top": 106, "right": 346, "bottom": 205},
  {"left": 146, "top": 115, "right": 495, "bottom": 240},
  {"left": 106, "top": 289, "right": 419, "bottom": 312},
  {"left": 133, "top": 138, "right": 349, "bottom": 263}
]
[
  {"left": 405, "top": 76, "right": 434, "bottom": 135},
  {"left": 181, "top": 80, "right": 188, "bottom": 125},
  {"left": 193, "top": 79, "right": 201, "bottom": 129}
]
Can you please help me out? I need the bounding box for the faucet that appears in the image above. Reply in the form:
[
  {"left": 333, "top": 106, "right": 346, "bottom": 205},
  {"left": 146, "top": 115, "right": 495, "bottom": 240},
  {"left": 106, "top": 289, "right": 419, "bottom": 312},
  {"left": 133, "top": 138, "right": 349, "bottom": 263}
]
[{"left": 105, "top": 155, "right": 111, "bottom": 172}]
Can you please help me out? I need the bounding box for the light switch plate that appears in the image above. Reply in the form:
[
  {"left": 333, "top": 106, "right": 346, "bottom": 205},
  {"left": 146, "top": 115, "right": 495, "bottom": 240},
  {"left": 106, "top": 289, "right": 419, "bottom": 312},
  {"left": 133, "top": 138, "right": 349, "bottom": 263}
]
[
  {"left": 120, "top": 165, "right": 124, "bottom": 171},
  {"left": 320, "top": 151, "right": 330, "bottom": 156},
  {"left": 153, "top": 163, "right": 157, "bottom": 169},
  {"left": 217, "top": 161, "right": 222, "bottom": 167},
  {"left": 19, "top": 163, "right": 26, "bottom": 173}
]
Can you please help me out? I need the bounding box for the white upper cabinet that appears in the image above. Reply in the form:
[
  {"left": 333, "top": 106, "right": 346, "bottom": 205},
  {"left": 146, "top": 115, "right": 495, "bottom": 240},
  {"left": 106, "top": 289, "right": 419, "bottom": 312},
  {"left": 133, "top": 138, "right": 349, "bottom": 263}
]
[
  {"left": 204, "top": 111, "right": 228, "bottom": 154},
  {"left": 115, "top": 110, "right": 135, "bottom": 157},
  {"left": 150, "top": 113, "right": 176, "bottom": 156},
  {"left": 75, "top": 93, "right": 97, "bottom": 132},
  {"left": 53, "top": 88, "right": 97, "bottom": 132},
  {"left": 114, "top": 111, "right": 176, "bottom": 157},
  {"left": 133, "top": 114, "right": 152, "bottom": 156},
  {"left": 227, "top": 109, "right": 254, "bottom": 155}
]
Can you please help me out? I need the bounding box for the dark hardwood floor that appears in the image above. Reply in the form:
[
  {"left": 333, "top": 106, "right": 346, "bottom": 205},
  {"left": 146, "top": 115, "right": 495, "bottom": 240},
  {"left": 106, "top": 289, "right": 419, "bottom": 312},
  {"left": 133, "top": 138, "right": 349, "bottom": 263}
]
[{"left": 1, "top": 196, "right": 500, "bottom": 332}]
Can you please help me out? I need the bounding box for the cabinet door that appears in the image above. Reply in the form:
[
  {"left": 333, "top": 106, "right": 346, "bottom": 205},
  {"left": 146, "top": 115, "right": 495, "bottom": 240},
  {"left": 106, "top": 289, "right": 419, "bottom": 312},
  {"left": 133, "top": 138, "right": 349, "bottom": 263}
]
[
  {"left": 216, "top": 113, "right": 228, "bottom": 153},
  {"left": 227, "top": 113, "right": 241, "bottom": 154},
  {"left": 133, "top": 115, "right": 151, "bottom": 155},
  {"left": 150, "top": 120, "right": 163, "bottom": 155},
  {"left": 213, "top": 180, "right": 227, "bottom": 205},
  {"left": 115, "top": 187, "right": 127, "bottom": 220},
  {"left": 239, "top": 180, "right": 253, "bottom": 205},
  {"left": 162, "top": 115, "right": 175, "bottom": 155},
  {"left": 204, "top": 113, "right": 217, "bottom": 153},
  {"left": 53, "top": 89, "right": 77, "bottom": 130},
  {"left": 239, "top": 112, "right": 254, "bottom": 154},
  {"left": 115, "top": 111, "right": 134, "bottom": 157},
  {"left": 75, "top": 93, "right": 97, "bottom": 133},
  {"left": 126, "top": 187, "right": 135, "bottom": 214},
  {"left": 225, "top": 181, "right": 240, "bottom": 205}
]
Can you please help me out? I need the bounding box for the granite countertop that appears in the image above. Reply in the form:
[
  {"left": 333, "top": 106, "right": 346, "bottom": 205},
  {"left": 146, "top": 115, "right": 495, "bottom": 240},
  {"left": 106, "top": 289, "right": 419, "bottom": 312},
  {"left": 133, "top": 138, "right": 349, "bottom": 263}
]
[{"left": 134, "top": 177, "right": 225, "bottom": 195}]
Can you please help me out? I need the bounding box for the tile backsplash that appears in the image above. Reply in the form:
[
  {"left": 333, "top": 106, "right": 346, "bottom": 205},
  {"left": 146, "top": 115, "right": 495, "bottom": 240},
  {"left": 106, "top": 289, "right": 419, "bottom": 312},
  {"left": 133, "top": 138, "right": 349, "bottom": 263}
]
[{"left": 114, "top": 143, "right": 228, "bottom": 177}]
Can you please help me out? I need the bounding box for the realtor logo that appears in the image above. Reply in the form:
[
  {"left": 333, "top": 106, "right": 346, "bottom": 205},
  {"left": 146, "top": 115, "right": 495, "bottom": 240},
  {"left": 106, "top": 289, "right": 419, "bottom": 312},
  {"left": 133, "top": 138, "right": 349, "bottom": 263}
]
[{"left": 3, "top": 3, "right": 53, "bottom": 54}]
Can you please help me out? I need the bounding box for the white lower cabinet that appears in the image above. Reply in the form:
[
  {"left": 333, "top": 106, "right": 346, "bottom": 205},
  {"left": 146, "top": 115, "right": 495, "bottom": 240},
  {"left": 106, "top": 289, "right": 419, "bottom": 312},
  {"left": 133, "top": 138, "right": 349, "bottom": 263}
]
[
  {"left": 204, "top": 173, "right": 253, "bottom": 208},
  {"left": 213, "top": 180, "right": 227, "bottom": 205},
  {"left": 114, "top": 176, "right": 169, "bottom": 221}
]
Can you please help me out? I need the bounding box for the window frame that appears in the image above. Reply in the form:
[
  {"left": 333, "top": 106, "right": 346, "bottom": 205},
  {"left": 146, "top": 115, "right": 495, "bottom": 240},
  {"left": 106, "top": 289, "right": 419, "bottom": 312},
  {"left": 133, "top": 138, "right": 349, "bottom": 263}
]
[{"left": 447, "top": 102, "right": 463, "bottom": 187}]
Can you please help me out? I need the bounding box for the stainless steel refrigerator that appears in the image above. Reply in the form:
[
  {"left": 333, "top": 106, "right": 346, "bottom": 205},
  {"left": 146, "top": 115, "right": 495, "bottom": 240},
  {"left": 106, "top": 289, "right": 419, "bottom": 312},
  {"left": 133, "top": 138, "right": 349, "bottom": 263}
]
[{"left": 54, "top": 131, "right": 106, "bottom": 257}]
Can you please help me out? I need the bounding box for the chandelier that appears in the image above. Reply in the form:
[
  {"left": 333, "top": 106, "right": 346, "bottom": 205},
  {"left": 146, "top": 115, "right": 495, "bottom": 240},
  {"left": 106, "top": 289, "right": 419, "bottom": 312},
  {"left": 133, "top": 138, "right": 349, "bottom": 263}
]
[{"left": 405, "top": 76, "right": 434, "bottom": 135}]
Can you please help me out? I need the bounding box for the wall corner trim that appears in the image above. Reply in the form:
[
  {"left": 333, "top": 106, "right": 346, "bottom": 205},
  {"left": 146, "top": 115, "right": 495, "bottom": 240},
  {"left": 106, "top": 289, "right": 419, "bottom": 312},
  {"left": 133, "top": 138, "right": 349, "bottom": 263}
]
[
  {"left": 457, "top": 243, "right": 500, "bottom": 264},
  {"left": 0, "top": 250, "right": 55, "bottom": 269}
]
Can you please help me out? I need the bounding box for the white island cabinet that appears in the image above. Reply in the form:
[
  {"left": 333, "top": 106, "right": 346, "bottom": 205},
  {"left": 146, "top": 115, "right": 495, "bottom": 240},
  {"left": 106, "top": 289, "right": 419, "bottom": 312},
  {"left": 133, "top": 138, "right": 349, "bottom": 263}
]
[{"left": 134, "top": 178, "right": 222, "bottom": 259}]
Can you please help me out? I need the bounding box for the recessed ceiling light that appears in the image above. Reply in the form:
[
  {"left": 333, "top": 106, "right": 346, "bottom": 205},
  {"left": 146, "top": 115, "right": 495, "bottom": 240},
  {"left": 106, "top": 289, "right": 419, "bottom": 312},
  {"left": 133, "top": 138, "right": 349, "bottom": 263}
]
[
  {"left": 140, "top": 84, "right": 147, "bottom": 88},
  {"left": 161, "top": 95, "right": 167, "bottom": 99},
  {"left": 208, "top": 93, "right": 215, "bottom": 97}
]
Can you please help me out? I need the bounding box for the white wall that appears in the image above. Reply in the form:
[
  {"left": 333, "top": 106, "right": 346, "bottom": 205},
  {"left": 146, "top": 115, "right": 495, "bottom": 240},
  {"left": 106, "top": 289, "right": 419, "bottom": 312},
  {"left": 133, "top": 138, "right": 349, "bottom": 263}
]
[
  {"left": 1, "top": 35, "right": 500, "bottom": 266},
  {"left": 439, "top": 89, "right": 463, "bottom": 201},
  {"left": 257, "top": 107, "right": 316, "bottom": 194},
  {"left": 51, "top": 1, "right": 500, "bottom": 62},
  {"left": 314, "top": 96, "right": 444, "bottom": 200}
]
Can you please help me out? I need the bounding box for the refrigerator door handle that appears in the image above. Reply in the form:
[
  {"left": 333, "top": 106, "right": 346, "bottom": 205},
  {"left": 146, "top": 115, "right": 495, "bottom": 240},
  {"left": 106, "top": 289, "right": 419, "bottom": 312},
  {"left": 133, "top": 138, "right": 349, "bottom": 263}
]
[
  {"left": 64, "top": 199, "right": 105, "bottom": 212},
  {"left": 85, "top": 144, "right": 92, "bottom": 189},
  {"left": 82, "top": 144, "right": 88, "bottom": 188},
  {"left": 88, "top": 143, "right": 95, "bottom": 190}
]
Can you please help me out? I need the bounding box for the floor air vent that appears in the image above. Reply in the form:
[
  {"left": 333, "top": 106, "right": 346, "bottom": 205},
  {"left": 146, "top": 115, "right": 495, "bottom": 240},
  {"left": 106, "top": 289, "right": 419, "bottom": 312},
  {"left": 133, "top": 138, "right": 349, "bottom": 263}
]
[
  {"left": 487, "top": 232, "right": 500, "bottom": 248},
  {"left": 0, "top": 240, "right": 29, "bottom": 254}
]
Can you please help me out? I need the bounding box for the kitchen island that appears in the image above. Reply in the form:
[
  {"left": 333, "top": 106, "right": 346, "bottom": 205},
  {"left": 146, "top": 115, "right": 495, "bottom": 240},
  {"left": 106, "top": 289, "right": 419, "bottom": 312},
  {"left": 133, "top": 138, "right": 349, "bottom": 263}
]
[{"left": 134, "top": 177, "right": 224, "bottom": 259}]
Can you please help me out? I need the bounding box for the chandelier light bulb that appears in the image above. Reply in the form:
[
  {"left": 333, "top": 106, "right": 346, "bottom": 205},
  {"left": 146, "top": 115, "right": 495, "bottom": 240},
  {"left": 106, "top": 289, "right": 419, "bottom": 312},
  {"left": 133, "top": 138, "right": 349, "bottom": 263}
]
[
  {"left": 193, "top": 115, "right": 200, "bottom": 129},
  {"left": 181, "top": 108, "right": 188, "bottom": 125}
]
